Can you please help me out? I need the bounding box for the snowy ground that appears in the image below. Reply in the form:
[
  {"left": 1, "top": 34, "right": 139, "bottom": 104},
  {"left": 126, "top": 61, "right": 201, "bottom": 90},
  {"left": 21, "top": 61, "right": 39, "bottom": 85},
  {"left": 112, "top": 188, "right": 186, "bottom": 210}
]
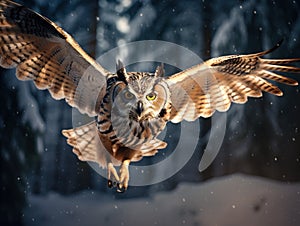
[{"left": 23, "top": 174, "right": 300, "bottom": 226}]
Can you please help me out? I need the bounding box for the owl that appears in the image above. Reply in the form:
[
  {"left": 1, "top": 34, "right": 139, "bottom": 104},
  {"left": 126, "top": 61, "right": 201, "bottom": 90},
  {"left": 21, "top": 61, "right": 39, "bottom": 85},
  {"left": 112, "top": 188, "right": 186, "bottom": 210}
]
[{"left": 0, "top": 0, "right": 299, "bottom": 192}]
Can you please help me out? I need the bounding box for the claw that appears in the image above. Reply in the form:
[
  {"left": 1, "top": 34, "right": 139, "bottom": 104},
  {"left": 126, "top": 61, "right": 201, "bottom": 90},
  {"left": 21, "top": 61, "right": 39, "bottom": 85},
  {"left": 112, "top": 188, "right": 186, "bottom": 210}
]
[
  {"left": 108, "top": 180, "right": 113, "bottom": 188},
  {"left": 117, "top": 183, "right": 126, "bottom": 193},
  {"left": 108, "top": 180, "right": 118, "bottom": 188}
]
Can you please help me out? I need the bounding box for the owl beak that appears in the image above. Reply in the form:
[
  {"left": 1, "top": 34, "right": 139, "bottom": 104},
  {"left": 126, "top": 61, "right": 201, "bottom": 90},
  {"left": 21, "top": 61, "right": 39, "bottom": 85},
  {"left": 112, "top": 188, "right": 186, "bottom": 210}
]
[{"left": 135, "top": 101, "right": 144, "bottom": 116}]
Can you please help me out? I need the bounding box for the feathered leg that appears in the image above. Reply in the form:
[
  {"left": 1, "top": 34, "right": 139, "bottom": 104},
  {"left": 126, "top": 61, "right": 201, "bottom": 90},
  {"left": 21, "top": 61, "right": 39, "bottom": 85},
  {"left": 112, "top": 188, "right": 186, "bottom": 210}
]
[
  {"left": 107, "top": 162, "right": 120, "bottom": 188},
  {"left": 117, "top": 159, "right": 131, "bottom": 192}
]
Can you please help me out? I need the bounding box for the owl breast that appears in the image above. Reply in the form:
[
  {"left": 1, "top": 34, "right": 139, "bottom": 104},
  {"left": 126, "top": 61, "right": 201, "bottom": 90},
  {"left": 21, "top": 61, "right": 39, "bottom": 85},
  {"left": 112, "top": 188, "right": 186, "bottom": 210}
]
[
  {"left": 96, "top": 75, "right": 170, "bottom": 155},
  {"left": 97, "top": 105, "right": 167, "bottom": 152}
]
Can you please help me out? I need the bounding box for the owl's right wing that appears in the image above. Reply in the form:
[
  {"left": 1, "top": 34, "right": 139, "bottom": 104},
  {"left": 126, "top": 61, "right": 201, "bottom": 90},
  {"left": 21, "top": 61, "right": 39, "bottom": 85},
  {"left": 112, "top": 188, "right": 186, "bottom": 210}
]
[
  {"left": 0, "top": 0, "right": 108, "bottom": 116},
  {"left": 167, "top": 42, "right": 300, "bottom": 123}
]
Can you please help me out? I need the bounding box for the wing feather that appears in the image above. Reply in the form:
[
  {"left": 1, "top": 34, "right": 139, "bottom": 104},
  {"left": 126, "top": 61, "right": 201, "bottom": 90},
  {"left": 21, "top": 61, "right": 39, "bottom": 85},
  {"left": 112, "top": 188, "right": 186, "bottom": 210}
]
[
  {"left": 62, "top": 121, "right": 108, "bottom": 168},
  {"left": 167, "top": 43, "right": 299, "bottom": 122},
  {"left": 0, "top": 0, "right": 108, "bottom": 116}
]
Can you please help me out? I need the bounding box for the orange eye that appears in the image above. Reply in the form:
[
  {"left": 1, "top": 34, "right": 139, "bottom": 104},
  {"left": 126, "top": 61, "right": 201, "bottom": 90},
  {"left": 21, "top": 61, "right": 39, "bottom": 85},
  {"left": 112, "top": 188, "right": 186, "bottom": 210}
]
[
  {"left": 123, "top": 91, "right": 134, "bottom": 100},
  {"left": 146, "top": 92, "right": 157, "bottom": 101}
]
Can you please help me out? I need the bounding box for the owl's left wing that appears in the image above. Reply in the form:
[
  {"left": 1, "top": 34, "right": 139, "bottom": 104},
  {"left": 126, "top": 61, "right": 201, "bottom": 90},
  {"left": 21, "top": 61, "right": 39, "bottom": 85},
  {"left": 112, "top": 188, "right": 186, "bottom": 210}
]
[
  {"left": 167, "top": 43, "right": 300, "bottom": 123},
  {"left": 0, "top": 0, "right": 108, "bottom": 116}
]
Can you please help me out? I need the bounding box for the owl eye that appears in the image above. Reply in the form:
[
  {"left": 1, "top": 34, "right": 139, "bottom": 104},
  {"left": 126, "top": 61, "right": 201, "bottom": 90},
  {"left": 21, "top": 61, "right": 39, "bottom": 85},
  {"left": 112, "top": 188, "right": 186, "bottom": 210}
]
[
  {"left": 123, "top": 91, "right": 134, "bottom": 100},
  {"left": 146, "top": 92, "right": 157, "bottom": 101}
]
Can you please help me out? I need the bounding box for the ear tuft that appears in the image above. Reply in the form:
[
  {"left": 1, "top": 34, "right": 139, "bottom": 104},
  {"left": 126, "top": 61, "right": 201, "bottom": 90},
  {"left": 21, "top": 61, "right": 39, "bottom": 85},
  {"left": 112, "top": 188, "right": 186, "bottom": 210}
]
[
  {"left": 155, "top": 63, "right": 165, "bottom": 77},
  {"left": 116, "top": 59, "right": 125, "bottom": 71},
  {"left": 116, "top": 59, "right": 128, "bottom": 83}
]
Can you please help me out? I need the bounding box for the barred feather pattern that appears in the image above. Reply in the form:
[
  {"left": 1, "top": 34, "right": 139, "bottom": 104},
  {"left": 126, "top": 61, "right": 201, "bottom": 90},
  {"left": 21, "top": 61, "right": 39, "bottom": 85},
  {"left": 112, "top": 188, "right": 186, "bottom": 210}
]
[
  {"left": 62, "top": 121, "right": 109, "bottom": 168},
  {"left": 167, "top": 46, "right": 300, "bottom": 122},
  {"left": 0, "top": 0, "right": 107, "bottom": 116},
  {"left": 96, "top": 72, "right": 169, "bottom": 163},
  {"left": 1, "top": 0, "right": 300, "bottom": 191}
]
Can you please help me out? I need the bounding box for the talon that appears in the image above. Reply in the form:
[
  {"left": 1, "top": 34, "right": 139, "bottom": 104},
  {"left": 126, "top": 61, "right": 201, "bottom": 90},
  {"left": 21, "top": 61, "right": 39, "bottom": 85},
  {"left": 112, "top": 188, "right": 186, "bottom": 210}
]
[
  {"left": 108, "top": 180, "right": 113, "bottom": 188},
  {"left": 117, "top": 182, "right": 122, "bottom": 189},
  {"left": 117, "top": 183, "right": 127, "bottom": 193}
]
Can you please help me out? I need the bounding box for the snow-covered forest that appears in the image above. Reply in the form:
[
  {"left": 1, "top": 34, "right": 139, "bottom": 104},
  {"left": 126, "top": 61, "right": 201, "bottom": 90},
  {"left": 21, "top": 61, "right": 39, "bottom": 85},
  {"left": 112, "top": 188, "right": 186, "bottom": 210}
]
[{"left": 0, "top": 0, "right": 300, "bottom": 225}]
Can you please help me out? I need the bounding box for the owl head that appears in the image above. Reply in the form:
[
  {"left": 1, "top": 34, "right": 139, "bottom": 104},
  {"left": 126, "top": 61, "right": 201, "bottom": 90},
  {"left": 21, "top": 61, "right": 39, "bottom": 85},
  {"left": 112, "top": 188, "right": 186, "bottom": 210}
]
[{"left": 111, "top": 60, "right": 171, "bottom": 122}]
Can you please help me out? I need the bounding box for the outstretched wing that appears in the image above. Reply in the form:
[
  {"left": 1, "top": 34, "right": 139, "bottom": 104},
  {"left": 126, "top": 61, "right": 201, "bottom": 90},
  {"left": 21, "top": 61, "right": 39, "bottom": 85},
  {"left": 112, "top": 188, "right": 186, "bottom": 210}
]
[
  {"left": 167, "top": 42, "right": 300, "bottom": 123},
  {"left": 0, "top": 0, "right": 108, "bottom": 116}
]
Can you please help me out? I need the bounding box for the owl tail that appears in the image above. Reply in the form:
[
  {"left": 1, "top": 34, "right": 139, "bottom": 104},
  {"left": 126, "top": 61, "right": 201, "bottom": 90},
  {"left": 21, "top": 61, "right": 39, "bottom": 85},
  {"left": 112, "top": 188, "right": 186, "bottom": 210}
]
[
  {"left": 62, "top": 121, "right": 108, "bottom": 168},
  {"left": 140, "top": 139, "right": 167, "bottom": 156},
  {"left": 125, "top": 138, "right": 166, "bottom": 162}
]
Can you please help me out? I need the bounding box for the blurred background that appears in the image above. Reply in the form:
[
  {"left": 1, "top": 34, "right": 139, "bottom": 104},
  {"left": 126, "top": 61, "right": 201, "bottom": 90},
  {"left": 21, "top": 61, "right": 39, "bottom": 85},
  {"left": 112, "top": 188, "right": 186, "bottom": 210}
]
[{"left": 0, "top": 0, "right": 300, "bottom": 225}]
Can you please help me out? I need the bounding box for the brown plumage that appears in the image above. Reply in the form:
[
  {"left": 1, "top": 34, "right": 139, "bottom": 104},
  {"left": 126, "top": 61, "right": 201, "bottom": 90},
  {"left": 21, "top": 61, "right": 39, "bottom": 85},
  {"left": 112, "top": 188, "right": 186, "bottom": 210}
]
[
  {"left": 0, "top": 0, "right": 299, "bottom": 191},
  {"left": 167, "top": 43, "right": 299, "bottom": 122}
]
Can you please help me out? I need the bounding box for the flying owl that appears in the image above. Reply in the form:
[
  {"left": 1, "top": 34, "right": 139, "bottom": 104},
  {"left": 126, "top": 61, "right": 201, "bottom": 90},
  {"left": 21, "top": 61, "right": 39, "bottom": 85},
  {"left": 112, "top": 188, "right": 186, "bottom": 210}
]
[{"left": 0, "top": 0, "right": 299, "bottom": 192}]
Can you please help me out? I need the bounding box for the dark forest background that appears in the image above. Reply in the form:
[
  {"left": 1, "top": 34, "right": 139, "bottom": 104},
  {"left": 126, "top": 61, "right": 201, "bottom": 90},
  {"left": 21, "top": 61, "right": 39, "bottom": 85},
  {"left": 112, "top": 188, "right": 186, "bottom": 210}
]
[{"left": 0, "top": 0, "right": 300, "bottom": 225}]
